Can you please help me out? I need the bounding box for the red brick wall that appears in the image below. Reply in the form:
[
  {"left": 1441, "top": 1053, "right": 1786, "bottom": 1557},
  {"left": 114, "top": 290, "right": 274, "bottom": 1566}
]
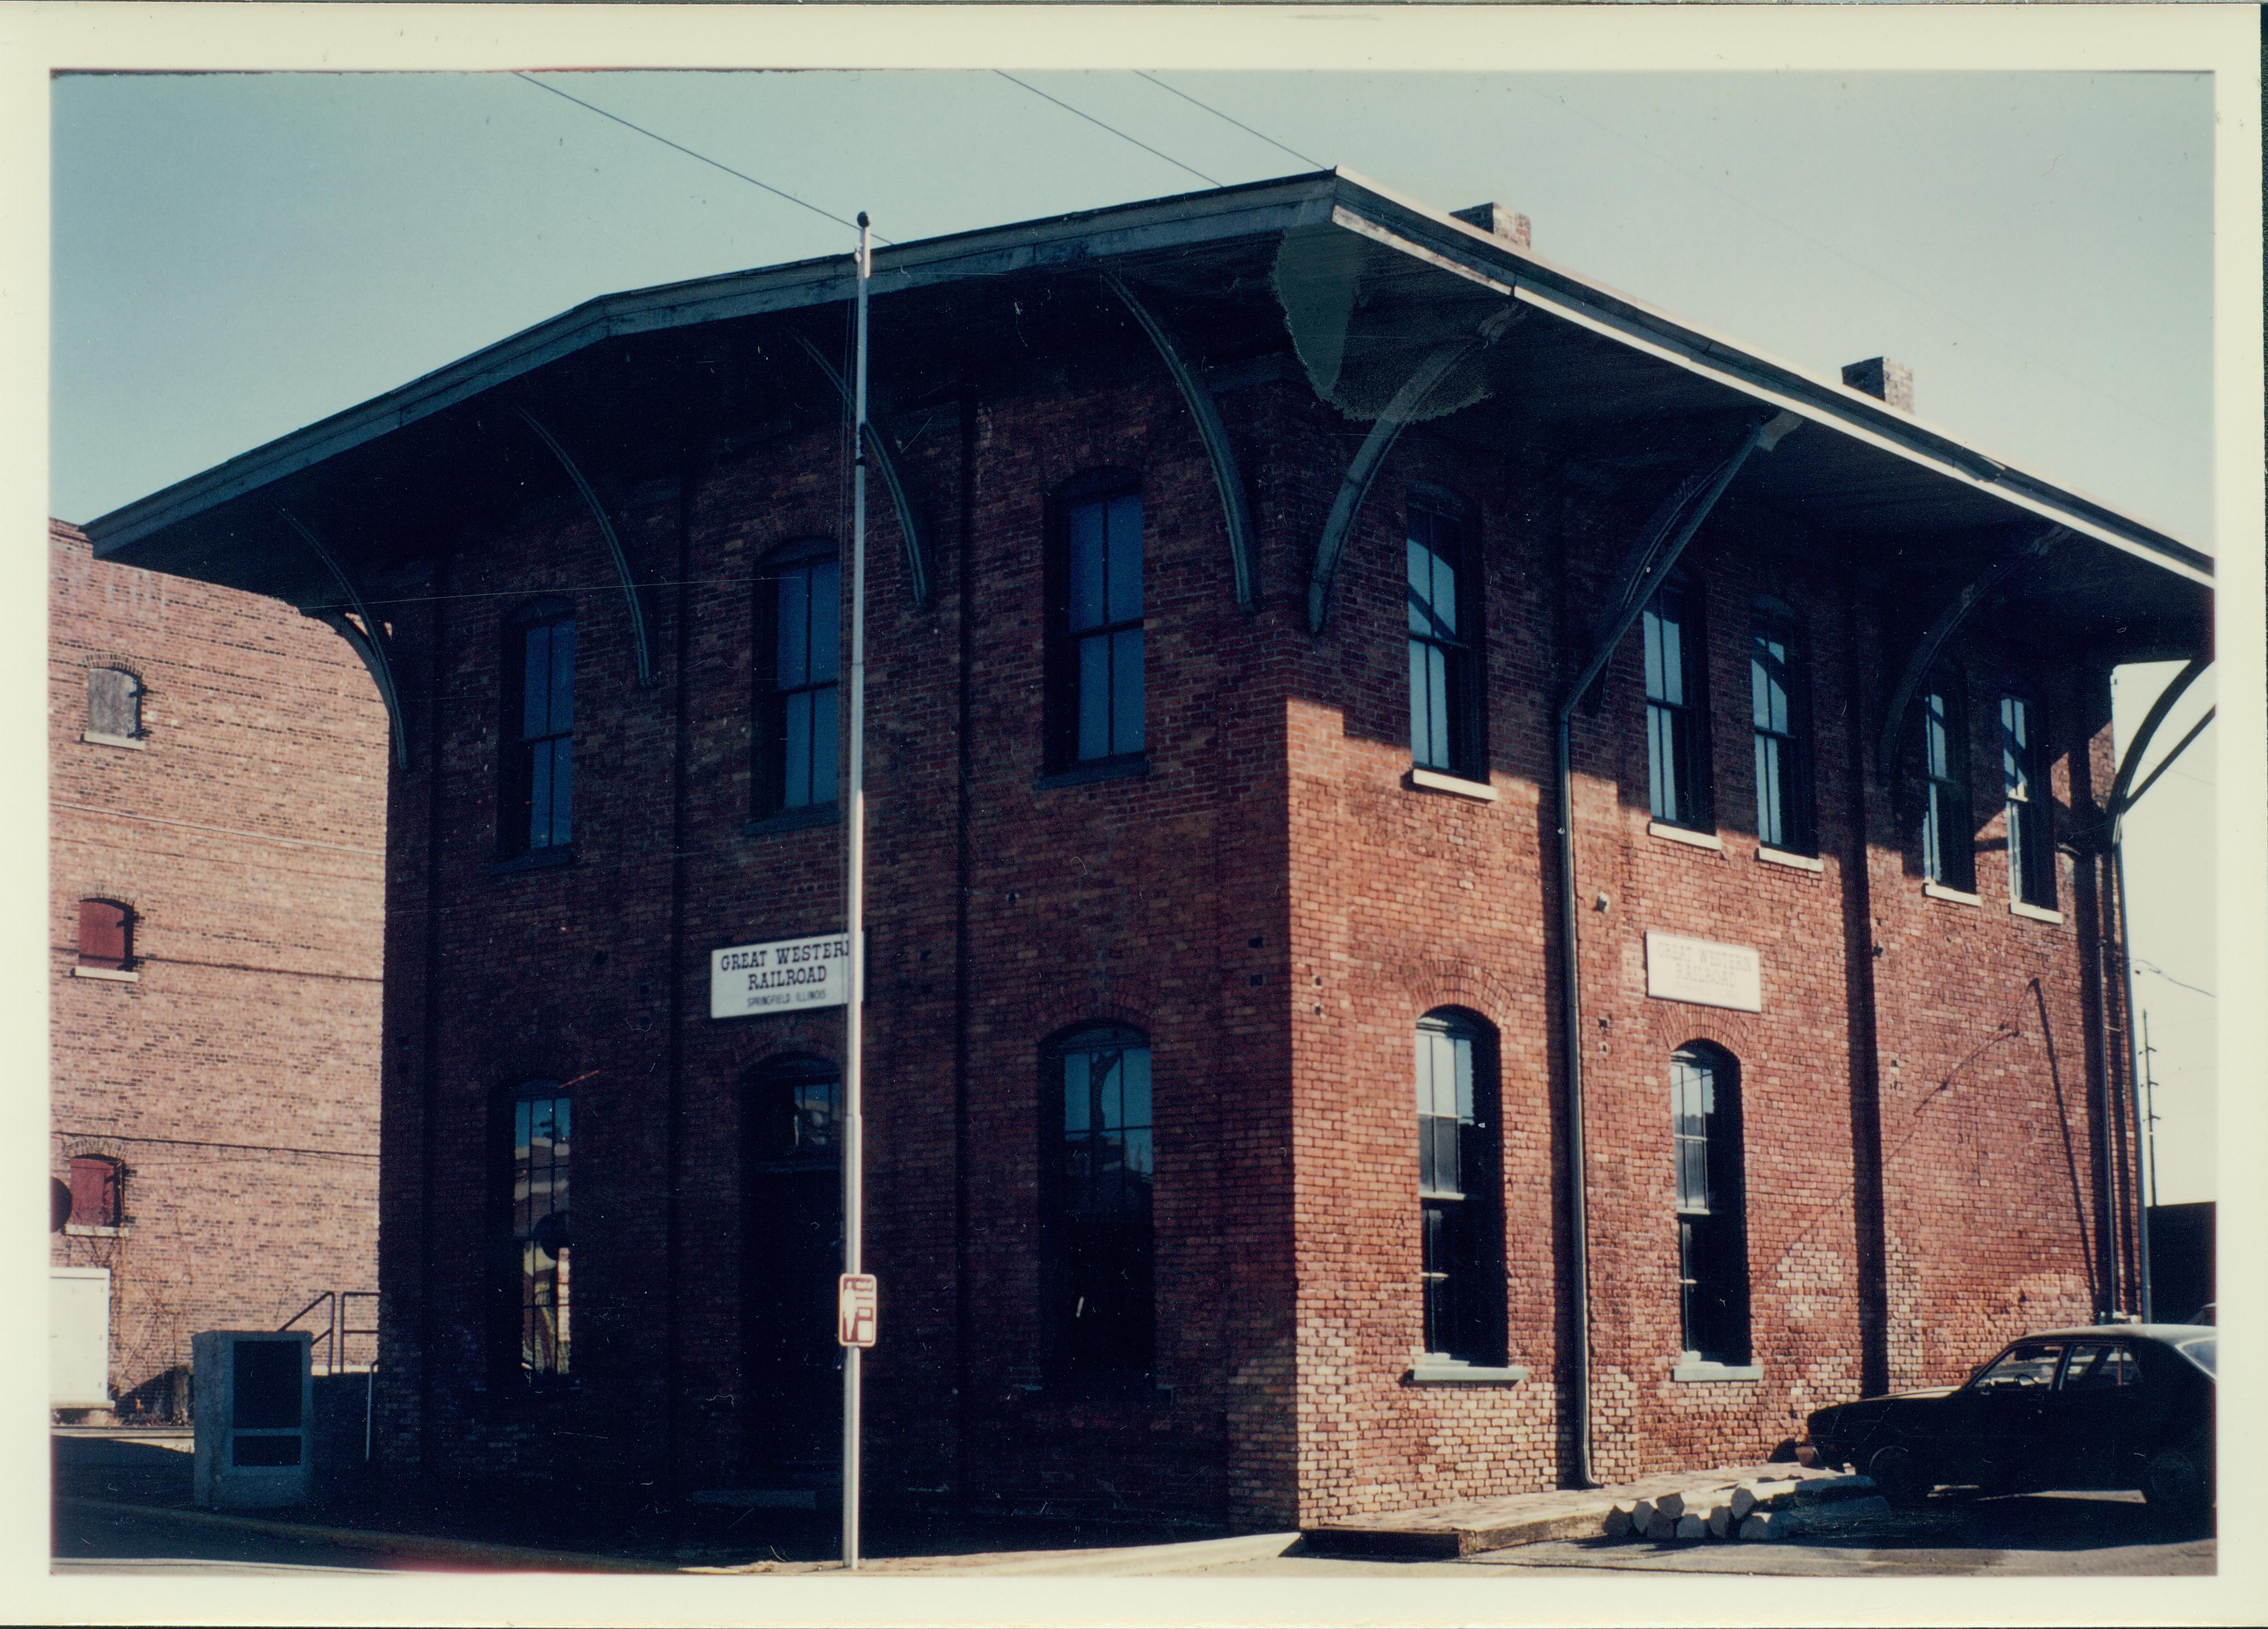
[
  {"left": 368, "top": 365, "right": 2128, "bottom": 1528},
  {"left": 49, "top": 519, "right": 387, "bottom": 1417}
]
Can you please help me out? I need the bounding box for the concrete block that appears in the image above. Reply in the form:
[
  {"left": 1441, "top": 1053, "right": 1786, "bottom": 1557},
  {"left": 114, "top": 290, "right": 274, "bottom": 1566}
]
[
  {"left": 1738, "top": 1510, "right": 1800, "bottom": 1541},
  {"left": 1601, "top": 1505, "right": 1633, "bottom": 1540},
  {"left": 1655, "top": 1490, "right": 1686, "bottom": 1521},
  {"left": 1704, "top": 1502, "right": 1735, "bottom": 1539},
  {"left": 1674, "top": 1513, "right": 1707, "bottom": 1540},
  {"left": 1629, "top": 1499, "right": 1654, "bottom": 1532},
  {"left": 1643, "top": 1508, "right": 1680, "bottom": 1541}
]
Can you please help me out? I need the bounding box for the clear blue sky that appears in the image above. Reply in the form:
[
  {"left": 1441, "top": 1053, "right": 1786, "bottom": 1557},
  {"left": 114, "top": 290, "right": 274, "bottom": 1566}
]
[{"left": 49, "top": 66, "right": 2219, "bottom": 1197}]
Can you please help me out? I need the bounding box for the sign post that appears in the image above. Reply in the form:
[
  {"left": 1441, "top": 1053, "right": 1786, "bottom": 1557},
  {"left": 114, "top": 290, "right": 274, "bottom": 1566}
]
[{"left": 841, "top": 209, "right": 871, "bottom": 1573}]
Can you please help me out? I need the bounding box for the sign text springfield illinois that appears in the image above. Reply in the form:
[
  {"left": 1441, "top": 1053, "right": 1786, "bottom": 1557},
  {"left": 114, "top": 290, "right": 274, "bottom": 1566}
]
[
  {"left": 1644, "top": 931, "right": 1763, "bottom": 1013},
  {"left": 710, "top": 933, "right": 851, "bottom": 1019}
]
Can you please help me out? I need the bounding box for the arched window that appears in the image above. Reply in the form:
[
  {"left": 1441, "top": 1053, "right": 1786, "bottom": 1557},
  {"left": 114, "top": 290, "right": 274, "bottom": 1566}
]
[
  {"left": 1045, "top": 475, "right": 1145, "bottom": 772},
  {"left": 754, "top": 541, "right": 841, "bottom": 816},
  {"left": 505, "top": 1081, "right": 571, "bottom": 1379},
  {"left": 1671, "top": 1044, "right": 1748, "bottom": 1365},
  {"left": 1045, "top": 1023, "right": 1153, "bottom": 1375},
  {"left": 1919, "top": 666, "right": 1974, "bottom": 891},
  {"left": 1407, "top": 493, "right": 1483, "bottom": 779},
  {"left": 86, "top": 666, "right": 143, "bottom": 742},
  {"left": 1749, "top": 597, "right": 1814, "bottom": 854},
  {"left": 76, "top": 899, "right": 133, "bottom": 971},
  {"left": 1416, "top": 1009, "right": 1504, "bottom": 1364},
  {"left": 2000, "top": 690, "right": 2055, "bottom": 909},
  {"left": 1643, "top": 572, "right": 1711, "bottom": 830},
  {"left": 68, "top": 1155, "right": 123, "bottom": 1230},
  {"left": 501, "top": 602, "right": 575, "bottom": 856}
]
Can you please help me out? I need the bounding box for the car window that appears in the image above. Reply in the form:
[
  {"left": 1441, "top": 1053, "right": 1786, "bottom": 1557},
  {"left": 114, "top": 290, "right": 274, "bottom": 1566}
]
[
  {"left": 2174, "top": 1335, "right": 2216, "bottom": 1376},
  {"left": 1974, "top": 1343, "right": 2062, "bottom": 1392},
  {"left": 2061, "top": 1343, "right": 2140, "bottom": 1391}
]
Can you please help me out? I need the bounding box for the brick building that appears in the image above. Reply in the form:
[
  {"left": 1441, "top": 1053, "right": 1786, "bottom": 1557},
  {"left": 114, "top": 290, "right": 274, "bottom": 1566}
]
[
  {"left": 85, "top": 173, "right": 2209, "bottom": 1525},
  {"left": 49, "top": 517, "right": 387, "bottom": 1420}
]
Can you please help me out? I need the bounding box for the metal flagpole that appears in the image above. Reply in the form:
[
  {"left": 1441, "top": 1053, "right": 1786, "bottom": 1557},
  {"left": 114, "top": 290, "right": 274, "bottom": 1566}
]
[{"left": 842, "top": 209, "right": 870, "bottom": 1571}]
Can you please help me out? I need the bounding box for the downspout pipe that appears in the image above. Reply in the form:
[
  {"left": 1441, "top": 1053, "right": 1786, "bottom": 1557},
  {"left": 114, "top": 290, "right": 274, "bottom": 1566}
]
[{"left": 1550, "top": 411, "right": 1799, "bottom": 1488}]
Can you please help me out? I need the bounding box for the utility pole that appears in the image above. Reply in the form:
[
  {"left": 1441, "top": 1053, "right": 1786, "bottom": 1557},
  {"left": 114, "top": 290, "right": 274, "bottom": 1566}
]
[{"left": 841, "top": 209, "right": 870, "bottom": 1572}]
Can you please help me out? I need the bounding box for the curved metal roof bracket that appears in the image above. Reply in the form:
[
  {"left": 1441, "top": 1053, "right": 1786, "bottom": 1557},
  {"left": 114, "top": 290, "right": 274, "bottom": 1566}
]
[
  {"left": 513, "top": 405, "right": 656, "bottom": 687},
  {"left": 788, "top": 331, "right": 935, "bottom": 610},
  {"left": 1874, "top": 525, "right": 2068, "bottom": 788},
  {"left": 1306, "top": 304, "right": 1524, "bottom": 633},
  {"left": 1102, "top": 272, "right": 1258, "bottom": 614},
  {"left": 2099, "top": 655, "right": 2213, "bottom": 837},
  {"left": 277, "top": 506, "right": 411, "bottom": 770}
]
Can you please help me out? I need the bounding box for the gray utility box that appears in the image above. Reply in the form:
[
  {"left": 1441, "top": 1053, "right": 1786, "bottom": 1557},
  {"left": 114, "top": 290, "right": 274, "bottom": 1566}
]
[{"left": 192, "top": 1331, "right": 313, "bottom": 1508}]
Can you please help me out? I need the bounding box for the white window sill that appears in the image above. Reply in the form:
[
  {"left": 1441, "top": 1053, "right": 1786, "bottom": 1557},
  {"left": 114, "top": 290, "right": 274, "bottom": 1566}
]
[
  {"left": 81, "top": 731, "right": 146, "bottom": 751},
  {"left": 1923, "top": 881, "right": 1981, "bottom": 907},
  {"left": 1407, "top": 1359, "right": 1528, "bottom": 1386},
  {"left": 1672, "top": 1360, "right": 1763, "bottom": 1383},
  {"left": 2010, "top": 900, "right": 2065, "bottom": 925},
  {"left": 71, "top": 966, "right": 139, "bottom": 983},
  {"left": 1756, "top": 846, "right": 1823, "bottom": 873},
  {"left": 1407, "top": 768, "right": 1498, "bottom": 802},
  {"left": 1648, "top": 821, "right": 1721, "bottom": 851}
]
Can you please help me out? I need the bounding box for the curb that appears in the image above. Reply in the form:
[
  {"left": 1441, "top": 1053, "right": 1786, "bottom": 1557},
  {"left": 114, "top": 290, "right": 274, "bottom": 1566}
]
[
  {"left": 58, "top": 1497, "right": 677, "bottom": 1573},
  {"left": 858, "top": 1531, "right": 1303, "bottom": 1576}
]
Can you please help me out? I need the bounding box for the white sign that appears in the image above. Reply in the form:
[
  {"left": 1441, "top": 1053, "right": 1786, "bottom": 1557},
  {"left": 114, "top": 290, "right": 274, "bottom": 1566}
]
[
  {"left": 837, "top": 1274, "right": 878, "bottom": 1349},
  {"left": 710, "top": 932, "right": 852, "bottom": 1019},
  {"left": 1645, "top": 931, "right": 1763, "bottom": 1013}
]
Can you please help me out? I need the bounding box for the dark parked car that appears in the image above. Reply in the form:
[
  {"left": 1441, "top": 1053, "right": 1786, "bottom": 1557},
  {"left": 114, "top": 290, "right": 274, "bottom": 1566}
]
[{"left": 1804, "top": 1325, "right": 2215, "bottom": 1514}]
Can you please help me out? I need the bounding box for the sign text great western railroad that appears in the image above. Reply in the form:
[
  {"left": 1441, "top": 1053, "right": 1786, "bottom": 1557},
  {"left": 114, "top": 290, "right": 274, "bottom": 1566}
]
[{"left": 709, "top": 932, "right": 851, "bottom": 1019}]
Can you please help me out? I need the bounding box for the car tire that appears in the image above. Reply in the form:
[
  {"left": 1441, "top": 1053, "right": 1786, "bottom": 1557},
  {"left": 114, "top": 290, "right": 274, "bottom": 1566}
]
[
  {"left": 2140, "top": 1448, "right": 2211, "bottom": 1518},
  {"left": 1867, "top": 1444, "right": 1929, "bottom": 1508}
]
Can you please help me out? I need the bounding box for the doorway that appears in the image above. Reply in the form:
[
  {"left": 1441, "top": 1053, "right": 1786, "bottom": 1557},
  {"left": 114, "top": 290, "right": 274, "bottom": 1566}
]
[{"left": 743, "top": 1055, "right": 844, "bottom": 1479}]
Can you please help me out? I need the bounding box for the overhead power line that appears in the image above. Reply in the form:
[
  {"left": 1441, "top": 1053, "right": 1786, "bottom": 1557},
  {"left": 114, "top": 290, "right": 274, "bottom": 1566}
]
[
  {"left": 994, "top": 71, "right": 1222, "bottom": 188},
  {"left": 1134, "top": 71, "right": 1328, "bottom": 171},
  {"left": 514, "top": 73, "right": 890, "bottom": 244}
]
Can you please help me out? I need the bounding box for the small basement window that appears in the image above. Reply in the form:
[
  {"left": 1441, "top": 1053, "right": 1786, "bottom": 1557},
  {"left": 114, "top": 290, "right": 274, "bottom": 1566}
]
[{"left": 76, "top": 899, "right": 133, "bottom": 971}]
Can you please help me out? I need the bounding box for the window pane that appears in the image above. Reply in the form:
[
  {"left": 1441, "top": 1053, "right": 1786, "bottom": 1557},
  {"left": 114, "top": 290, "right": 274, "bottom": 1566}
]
[
  {"left": 1063, "top": 1054, "right": 1090, "bottom": 1135},
  {"left": 1425, "top": 645, "right": 1451, "bottom": 770},
  {"left": 1091, "top": 1050, "right": 1123, "bottom": 1131},
  {"left": 548, "top": 621, "right": 574, "bottom": 732},
  {"left": 549, "top": 737, "right": 573, "bottom": 847},
  {"left": 1077, "top": 635, "right": 1111, "bottom": 760},
  {"left": 1121, "top": 1127, "right": 1153, "bottom": 1188},
  {"left": 776, "top": 571, "right": 810, "bottom": 688},
  {"left": 810, "top": 683, "right": 839, "bottom": 806},
  {"left": 782, "top": 691, "right": 812, "bottom": 807},
  {"left": 528, "top": 740, "right": 554, "bottom": 848},
  {"left": 1408, "top": 643, "right": 1434, "bottom": 768},
  {"left": 1407, "top": 536, "right": 1434, "bottom": 634},
  {"left": 1068, "top": 501, "right": 1108, "bottom": 632},
  {"left": 1756, "top": 736, "right": 1781, "bottom": 848},
  {"left": 1111, "top": 629, "right": 1144, "bottom": 755},
  {"left": 1450, "top": 1032, "right": 1474, "bottom": 1122},
  {"left": 1106, "top": 494, "right": 1143, "bottom": 627},
  {"left": 522, "top": 625, "right": 550, "bottom": 740},
  {"left": 2002, "top": 697, "right": 2030, "bottom": 799},
  {"left": 1649, "top": 705, "right": 1677, "bottom": 823},
  {"left": 1119, "top": 1046, "right": 1151, "bottom": 1130},
  {"left": 809, "top": 562, "right": 840, "bottom": 681}
]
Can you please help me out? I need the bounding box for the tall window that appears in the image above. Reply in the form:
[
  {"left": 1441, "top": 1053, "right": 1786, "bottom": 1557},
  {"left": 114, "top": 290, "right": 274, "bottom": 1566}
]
[
  {"left": 86, "top": 666, "right": 142, "bottom": 741},
  {"left": 755, "top": 542, "right": 841, "bottom": 814},
  {"left": 1919, "top": 672, "right": 1974, "bottom": 891},
  {"left": 1048, "top": 481, "right": 1144, "bottom": 769},
  {"left": 1749, "top": 598, "right": 1813, "bottom": 853},
  {"left": 76, "top": 899, "right": 133, "bottom": 971},
  {"left": 508, "top": 1085, "right": 571, "bottom": 1379},
  {"left": 1643, "top": 575, "right": 1710, "bottom": 829},
  {"left": 1671, "top": 1044, "right": 1748, "bottom": 1365},
  {"left": 1416, "top": 1010, "right": 1504, "bottom": 1364},
  {"left": 2002, "top": 693, "right": 2055, "bottom": 908},
  {"left": 68, "top": 1155, "right": 123, "bottom": 1230},
  {"left": 503, "top": 607, "right": 575, "bottom": 855},
  {"left": 1048, "top": 1024, "right": 1153, "bottom": 1375},
  {"left": 1408, "top": 501, "right": 1481, "bottom": 778}
]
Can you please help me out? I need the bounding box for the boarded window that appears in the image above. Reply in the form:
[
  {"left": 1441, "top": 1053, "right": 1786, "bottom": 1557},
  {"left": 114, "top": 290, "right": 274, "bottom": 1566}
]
[
  {"left": 76, "top": 900, "right": 131, "bottom": 970},
  {"left": 69, "top": 1156, "right": 122, "bottom": 1229},
  {"left": 86, "top": 667, "right": 142, "bottom": 739}
]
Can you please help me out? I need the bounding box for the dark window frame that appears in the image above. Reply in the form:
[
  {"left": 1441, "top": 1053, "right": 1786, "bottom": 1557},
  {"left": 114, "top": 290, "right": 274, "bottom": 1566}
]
[
  {"left": 1044, "top": 474, "right": 1146, "bottom": 774},
  {"left": 1406, "top": 493, "right": 1486, "bottom": 780},
  {"left": 1643, "top": 572, "right": 1713, "bottom": 830},
  {"left": 1748, "top": 596, "right": 1815, "bottom": 854},
  {"left": 1040, "top": 1021, "right": 1156, "bottom": 1382},
  {"left": 68, "top": 1154, "right": 124, "bottom": 1229},
  {"left": 86, "top": 664, "right": 144, "bottom": 740},
  {"left": 76, "top": 898, "right": 134, "bottom": 971},
  {"left": 1918, "top": 666, "right": 1976, "bottom": 891},
  {"left": 1415, "top": 1008, "right": 1506, "bottom": 1366},
  {"left": 2001, "top": 689, "right": 2056, "bottom": 908},
  {"left": 1671, "top": 1043, "right": 1749, "bottom": 1366},
  {"left": 752, "top": 540, "right": 843, "bottom": 818},
  {"left": 499, "top": 601, "right": 576, "bottom": 859},
  {"left": 494, "top": 1079, "right": 572, "bottom": 1385}
]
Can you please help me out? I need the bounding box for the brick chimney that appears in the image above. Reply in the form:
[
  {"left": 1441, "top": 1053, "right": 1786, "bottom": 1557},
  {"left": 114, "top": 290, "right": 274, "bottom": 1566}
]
[
  {"left": 1842, "top": 356, "right": 1914, "bottom": 414},
  {"left": 1452, "top": 202, "right": 1531, "bottom": 250}
]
